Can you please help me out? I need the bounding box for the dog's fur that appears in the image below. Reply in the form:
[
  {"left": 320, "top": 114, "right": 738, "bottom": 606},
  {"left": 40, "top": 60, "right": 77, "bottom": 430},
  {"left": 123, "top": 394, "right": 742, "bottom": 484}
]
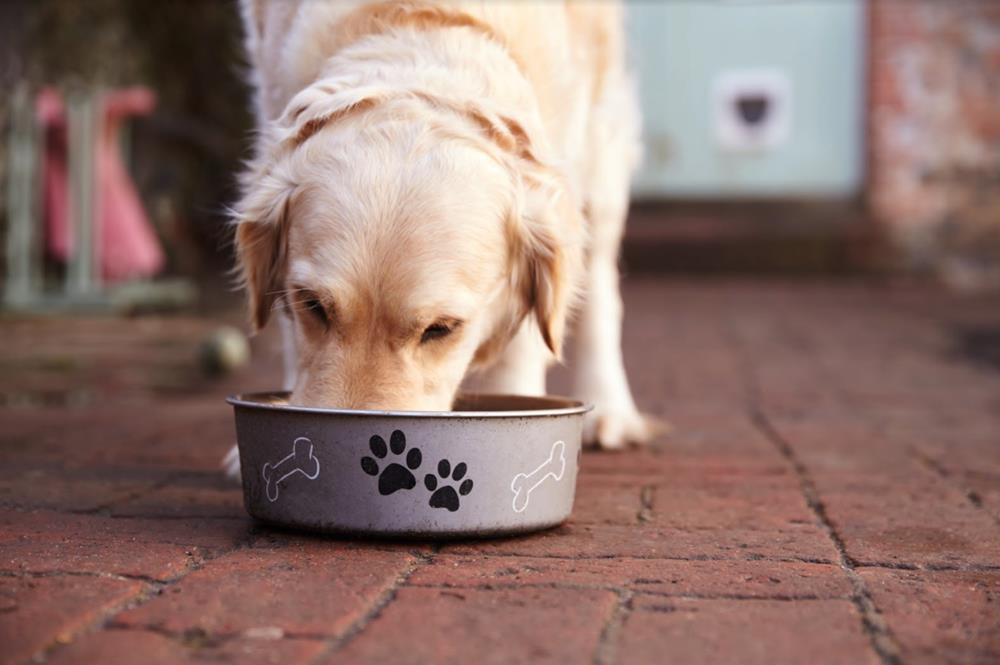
[{"left": 225, "top": 0, "right": 654, "bottom": 476}]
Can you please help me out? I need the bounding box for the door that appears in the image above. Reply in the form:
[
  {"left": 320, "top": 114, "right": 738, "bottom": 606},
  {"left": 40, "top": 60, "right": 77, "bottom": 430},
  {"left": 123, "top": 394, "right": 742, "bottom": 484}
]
[{"left": 627, "top": 0, "right": 866, "bottom": 199}]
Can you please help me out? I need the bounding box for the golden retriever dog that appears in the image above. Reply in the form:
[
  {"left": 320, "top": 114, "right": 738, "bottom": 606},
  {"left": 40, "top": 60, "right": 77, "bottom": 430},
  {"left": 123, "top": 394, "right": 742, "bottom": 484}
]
[{"left": 224, "top": 0, "right": 655, "bottom": 477}]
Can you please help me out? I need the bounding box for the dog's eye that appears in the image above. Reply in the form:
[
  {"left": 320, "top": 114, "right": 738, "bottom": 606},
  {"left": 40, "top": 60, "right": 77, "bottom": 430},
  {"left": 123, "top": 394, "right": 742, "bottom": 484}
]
[
  {"left": 295, "top": 291, "right": 329, "bottom": 328},
  {"left": 420, "top": 322, "right": 454, "bottom": 344},
  {"left": 305, "top": 298, "right": 326, "bottom": 321}
]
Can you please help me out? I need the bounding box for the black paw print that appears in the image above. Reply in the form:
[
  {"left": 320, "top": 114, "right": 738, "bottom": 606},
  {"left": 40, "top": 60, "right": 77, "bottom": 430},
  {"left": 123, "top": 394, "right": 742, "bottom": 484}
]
[
  {"left": 424, "top": 459, "right": 474, "bottom": 512},
  {"left": 360, "top": 430, "right": 422, "bottom": 495}
]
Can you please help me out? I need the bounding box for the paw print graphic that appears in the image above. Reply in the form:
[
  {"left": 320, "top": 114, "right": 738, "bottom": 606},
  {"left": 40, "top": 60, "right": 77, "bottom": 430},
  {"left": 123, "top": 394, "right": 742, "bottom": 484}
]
[
  {"left": 424, "top": 458, "right": 474, "bottom": 512},
  {"left": 360, "top": 430, "right": 422, "bottom": 495}
]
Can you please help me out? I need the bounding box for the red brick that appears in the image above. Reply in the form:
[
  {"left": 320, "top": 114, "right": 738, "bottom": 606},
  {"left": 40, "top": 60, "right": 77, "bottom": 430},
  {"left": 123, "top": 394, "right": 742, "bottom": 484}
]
[
  {"left": 649, "top": 477, "right": 815, "bottom": 530},
  {"left": 576, "top": 448, "right": 678, "bottom": 479},
  {"left": 859, "top": 568, "right": 1000, "bottom": 665},
  {"left": 3, "top": 281, "right": 1000, "bottom": 665},
  {"left": 409, "top": 555, "right": 852, "bottom": 598},
  {"left": 960, "top": 470, "right": 1000, "bottom": 520},
  {"left": 580, "top": 448, "right": 788, "bottom": 483},
  {"left": 617, "top": 597, "right": 878, "bottom": 665},
  {"left": 574, "top": 405, "right": 788, "bottom": 480},
  {"left": 0, "top": 461, "right": 171, "bottom": 513},
  {"left": 248, "top": 528, "right": 435, "bottom": 557},
  {"left": 442, "top": 522, "right": 839, "bottom": 563},
  {"left": 115, "top": 542, "right": 416, "bottom": 637},
  {"left": 766, "top": 417, "right": 914, "bottom": 473},
  {"left": 811, "top": 472, "right": 1000, "bottom": 568},
  {"left": 869, "top": 0, "right": 1000, "bottom": 242},
  {"left": 332, "top": 587, "right": 616, "bottom": 664},
  {"left": 907, "top": 438, "right": 1000, "bottom": 521},
  {"left": 908, "top": 410, "right": 1000, "bottom": 466},
  {"left": 0, "top": 575, "right": 144, "bottom": 665},
  {"left": 0, "top": 315, "right": 263, "bottom": 423},
  {"left": 120, "top": 406, "right": 244, "bottom": 470},
  {"left": 108, "top": 479, "right": 244, "bottom": 519},
  {"left": 582, "top": 406, "right": 787, "bottom": 476},
  {"left": 0, "top": 400, "right": 240, "bottom": 472},
  {"left": 44, "top": 628, "right": 326, "bottom": 665},
  {"left": 571, "top": 476, "right": 644, "bottom": 525},
  {"left": 0, "top": 509, "right": 248, "bottom": 580}
]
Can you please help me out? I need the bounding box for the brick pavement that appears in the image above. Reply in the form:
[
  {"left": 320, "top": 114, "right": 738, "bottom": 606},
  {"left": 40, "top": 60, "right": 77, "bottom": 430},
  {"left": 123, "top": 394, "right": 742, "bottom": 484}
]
[{"left": 1, "top": 280, "right": 999, "bottom": 664}]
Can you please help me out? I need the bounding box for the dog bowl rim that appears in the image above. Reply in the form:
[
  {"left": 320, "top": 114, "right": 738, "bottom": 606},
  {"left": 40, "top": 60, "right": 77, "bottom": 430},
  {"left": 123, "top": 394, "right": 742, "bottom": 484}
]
[{"left": 227, "top": 391, "right": 593, "bottom": 419}]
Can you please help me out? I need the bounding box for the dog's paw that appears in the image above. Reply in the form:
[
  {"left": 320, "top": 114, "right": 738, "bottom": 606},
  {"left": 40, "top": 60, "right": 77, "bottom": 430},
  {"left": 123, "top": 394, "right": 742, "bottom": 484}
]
[
  {"left": 583, "top": 407, "right": 669, "bottom": 450},
  {"left": 222, "top": 444, "right": 241, "bottom": 481}
]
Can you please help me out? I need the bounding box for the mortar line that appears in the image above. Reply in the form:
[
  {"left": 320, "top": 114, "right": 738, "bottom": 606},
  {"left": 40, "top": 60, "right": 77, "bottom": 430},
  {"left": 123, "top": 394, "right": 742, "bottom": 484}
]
[
  {"left": 592, "top": 589, "right": 633, "bottom": 665},
  {"left": 99, "top": 513, "right": 247, "bottom": 521},
  {"left": 406, "top": 580, "right": 845, "bottom": 601},
  {"left": 836, "top": 292, "right": 1000, "bottom": 529},
  {"left": 910, "top": 446, "right": 1000, "bottom": 526},
  {"left": 67, "top": 471, "right": 183, "bottom": 516},
  {"left": 855, "top": 561, "right": 1000, "bottom": 572},
  {"left": 18, "top": 583, "right": 166, "bottom": 665},
  {"left": 17, "top": 522, "right": 266, "bottom": 665},
  {"left": 308, "top": 547, "right": 438, "bottom": 664},
  {"left": 750, "top": 408, "right": 903, "bottom": 665},
  {"left": 721, "top": 311, "right": 903, "bottom": 665},
  {"left": 637, "top": 485, "right": 654, "bottom": 523},
  {"left": 431, "top": 551, "right": 837, "bottom": 565},
  {"left": 18, "top": 556, "right": 203, "bottom": 665},
  {"left": 103, "top": 622, "right": 330, "bottom": 644}
]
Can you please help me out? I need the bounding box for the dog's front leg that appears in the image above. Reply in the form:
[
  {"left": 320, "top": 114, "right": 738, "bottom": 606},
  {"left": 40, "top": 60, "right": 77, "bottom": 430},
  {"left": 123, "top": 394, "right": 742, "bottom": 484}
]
[
  {"left": 465, "top": 319, "right": 549, "bottom": 397},
  {"left": 572, "top": 246, "right": 660, "bottom": 448},
  {"left": 223, "top": 311, "right": 298, "bottom": 480},
  {"left": 571, "top": 74, "right": 664, "bottom": 448},
  {"left": 571, "top": 132, "right": 664, "bottom": 449},
  {"left": 277, "top": 310, "right": 299, "bottom": 393}
]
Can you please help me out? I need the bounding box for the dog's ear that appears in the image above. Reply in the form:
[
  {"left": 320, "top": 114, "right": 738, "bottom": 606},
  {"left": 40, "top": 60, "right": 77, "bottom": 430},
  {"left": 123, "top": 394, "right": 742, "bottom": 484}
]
[
  {"left": 233, "top": 176, "right": 294, "bottom": 332},
  {"left": 455, "top": 104, "right": 583, "bottom": 359},
  {"left": 233, "top": 80, "right": 378, "bottom": 332},
  {"left": 511, "top": 174, "right": 584, "bottom": 359},
  {"left": 279, "top": 84, "right": 387, "bottom": 148}
]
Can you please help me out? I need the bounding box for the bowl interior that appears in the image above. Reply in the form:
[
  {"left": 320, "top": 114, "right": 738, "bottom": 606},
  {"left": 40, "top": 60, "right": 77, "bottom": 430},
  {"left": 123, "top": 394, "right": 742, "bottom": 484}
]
[{"left": 227, "top": 391, "right": 589, "bottom": 417}]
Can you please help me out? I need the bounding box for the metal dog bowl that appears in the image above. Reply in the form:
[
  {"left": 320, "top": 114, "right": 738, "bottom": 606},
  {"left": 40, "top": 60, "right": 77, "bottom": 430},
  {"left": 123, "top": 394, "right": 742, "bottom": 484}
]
[{"left": 228, "top": 392, "right": 590, "bottom": 538}]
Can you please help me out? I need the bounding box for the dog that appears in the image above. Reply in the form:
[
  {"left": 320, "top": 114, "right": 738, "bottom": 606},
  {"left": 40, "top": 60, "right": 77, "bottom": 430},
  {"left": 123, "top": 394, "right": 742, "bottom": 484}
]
[{"left": 224, "top": 0, "right": 656, "bottom": 478}]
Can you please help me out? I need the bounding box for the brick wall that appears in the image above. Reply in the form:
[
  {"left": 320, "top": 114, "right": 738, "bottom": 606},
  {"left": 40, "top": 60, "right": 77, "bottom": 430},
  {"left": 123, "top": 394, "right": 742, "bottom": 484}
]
[{"left": 869, "top": 0, "right": 1000, "bottom": 284}]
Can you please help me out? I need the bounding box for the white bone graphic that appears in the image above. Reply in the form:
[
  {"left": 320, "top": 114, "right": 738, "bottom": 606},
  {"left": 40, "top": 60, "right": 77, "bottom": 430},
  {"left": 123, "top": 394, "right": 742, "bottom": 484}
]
[
  {"left": 262, "top": 437, "right": 321, "bottom": 502},
  {"left": 510, "top": 441, "right": 566, "bottom": 513}
]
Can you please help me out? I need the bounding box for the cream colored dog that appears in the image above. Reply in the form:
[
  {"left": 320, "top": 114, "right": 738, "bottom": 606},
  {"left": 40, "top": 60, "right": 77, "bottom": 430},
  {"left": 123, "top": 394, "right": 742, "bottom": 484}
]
[{"left": 224, "top": 0, "right": 654, "bottom": 476}]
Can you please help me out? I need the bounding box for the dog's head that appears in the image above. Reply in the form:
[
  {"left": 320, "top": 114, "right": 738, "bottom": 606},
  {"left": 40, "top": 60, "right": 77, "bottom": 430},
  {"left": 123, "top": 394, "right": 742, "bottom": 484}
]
[{"left": 235, "top": 82, "right": 581, "bottom": 410}]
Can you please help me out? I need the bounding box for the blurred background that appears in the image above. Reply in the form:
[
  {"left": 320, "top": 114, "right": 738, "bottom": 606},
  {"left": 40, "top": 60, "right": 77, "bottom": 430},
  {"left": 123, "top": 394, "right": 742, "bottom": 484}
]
[
  {"left": 0, "top": 0, "right": 998, "bottom": 403},
  {"left": 4, "top": 5, "right": 999, "bottom": 661},
  {"left": 625, "top": 0, "right": 1000, "bottom": 281}
]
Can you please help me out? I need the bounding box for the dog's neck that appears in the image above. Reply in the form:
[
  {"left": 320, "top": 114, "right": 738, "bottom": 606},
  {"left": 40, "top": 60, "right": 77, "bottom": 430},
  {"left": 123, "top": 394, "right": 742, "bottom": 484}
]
[
  {"left": 318, "top": 5, "right": 531, "bottom": 104},
  {"left": 306, "top": 18, "right": 547, "bottom": 148}
]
